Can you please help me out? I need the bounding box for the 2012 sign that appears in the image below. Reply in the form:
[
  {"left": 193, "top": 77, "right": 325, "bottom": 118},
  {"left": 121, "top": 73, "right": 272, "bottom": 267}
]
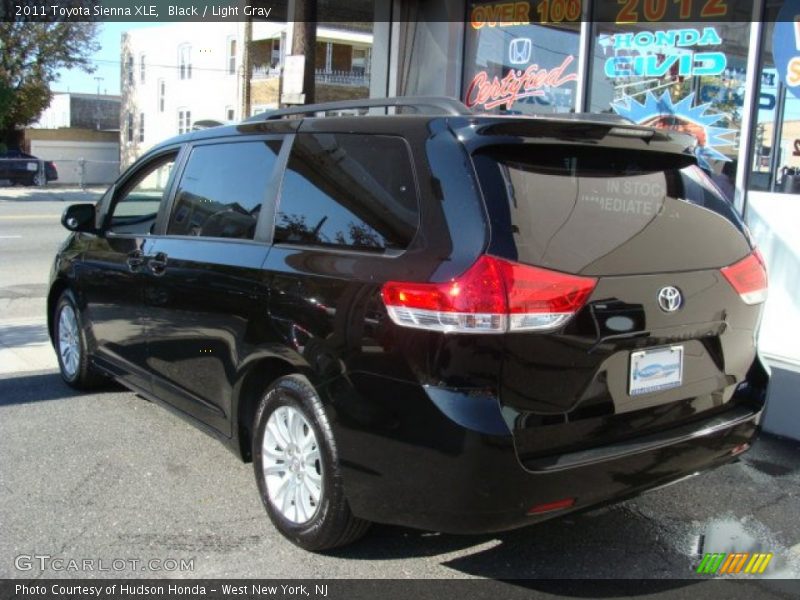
[
  {"left": 614, "top": 0, "right": 727, "bottom": 22},
  {"left": 593, "top": 0, "right": 728, "bottom": 24}
]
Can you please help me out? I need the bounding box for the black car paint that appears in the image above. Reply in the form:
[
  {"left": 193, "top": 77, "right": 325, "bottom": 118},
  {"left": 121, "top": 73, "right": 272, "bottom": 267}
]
[{"left": 49, "top": 114, "right": 768, "bottom": 534}]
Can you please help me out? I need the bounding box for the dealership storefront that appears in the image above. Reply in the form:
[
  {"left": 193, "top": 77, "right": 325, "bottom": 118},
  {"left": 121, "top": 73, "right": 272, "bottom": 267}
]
[{"left": 365, "top": 0, "right": 799, "bottom": 436}]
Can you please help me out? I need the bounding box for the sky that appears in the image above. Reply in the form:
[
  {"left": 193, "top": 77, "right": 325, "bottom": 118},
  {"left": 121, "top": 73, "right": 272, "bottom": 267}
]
[{"left": 54, "top": 23, "right": 169, "bottom": 96}]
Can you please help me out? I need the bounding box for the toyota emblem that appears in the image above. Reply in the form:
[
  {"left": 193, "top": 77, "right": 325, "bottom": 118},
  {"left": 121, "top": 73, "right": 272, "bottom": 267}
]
[{"left": 657, "top": 286, "right": 683, "bottom": 312}]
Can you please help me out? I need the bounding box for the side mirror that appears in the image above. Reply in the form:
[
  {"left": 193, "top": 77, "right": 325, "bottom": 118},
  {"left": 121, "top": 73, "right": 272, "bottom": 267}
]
[{"left": 61, "top": 203, "right": 97, "bottom": 233}]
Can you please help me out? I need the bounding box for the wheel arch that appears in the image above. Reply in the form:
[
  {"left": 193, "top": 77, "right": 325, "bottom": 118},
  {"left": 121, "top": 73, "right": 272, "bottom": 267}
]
[
  {"left": 47, "top": 279, "right": 71, "bottom": 344},
  {"left": 232, "top": 353, "right": 320, "bottom": 463}
]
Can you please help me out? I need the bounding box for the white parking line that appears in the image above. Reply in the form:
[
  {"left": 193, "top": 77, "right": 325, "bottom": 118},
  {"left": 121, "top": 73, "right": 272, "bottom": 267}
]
[{"left": 0, "top": 235, "right": 22, "bottom": 239}]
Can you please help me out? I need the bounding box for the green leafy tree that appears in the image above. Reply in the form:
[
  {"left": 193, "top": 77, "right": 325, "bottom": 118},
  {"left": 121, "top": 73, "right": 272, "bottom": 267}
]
[{"left": 0, "top": 20, "right": 100, "bottom": 145}]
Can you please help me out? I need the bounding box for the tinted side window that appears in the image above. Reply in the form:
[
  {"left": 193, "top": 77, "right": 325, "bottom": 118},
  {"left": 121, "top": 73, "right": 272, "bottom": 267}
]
[
  {"left": 167, "top": 140, "right": 281, "bottom": 239},
  {"left": 109, "top": 153, "right": 176, "bottom": 235},
  {"left": 274, "top": 133, "right": 418, "bottom": 252}
]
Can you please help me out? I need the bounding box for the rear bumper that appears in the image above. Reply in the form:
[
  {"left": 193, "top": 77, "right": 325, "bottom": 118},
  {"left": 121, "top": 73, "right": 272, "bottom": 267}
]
[
  {"left": 333, "top": 363, "right": 767, "bottom": 534},
  {"left": 522, "top": 404, "right": 758, "bottom": 472}
]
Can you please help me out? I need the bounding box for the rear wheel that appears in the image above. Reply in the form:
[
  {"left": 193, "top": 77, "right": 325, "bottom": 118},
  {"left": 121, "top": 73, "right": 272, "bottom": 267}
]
[
  {"left": 253, "top": 374, "right": 370, "bottom": 551},
  {"left": 54, "top": 291, "right": 105, "bottom": 389}
]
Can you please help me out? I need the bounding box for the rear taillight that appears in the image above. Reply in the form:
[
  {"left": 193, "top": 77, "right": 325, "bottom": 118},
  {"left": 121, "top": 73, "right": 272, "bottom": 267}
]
[
  {"left": 720, "top": 250, "right": 768, "bottom": 305},
  {"left": 381, "top": 255, "right": 597, "bottom": 334}
]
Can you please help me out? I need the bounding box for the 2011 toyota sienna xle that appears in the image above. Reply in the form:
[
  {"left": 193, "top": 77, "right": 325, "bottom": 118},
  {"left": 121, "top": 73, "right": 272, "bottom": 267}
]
[{"left": 49, "top": 97, "right": 769, "bottom": 551}]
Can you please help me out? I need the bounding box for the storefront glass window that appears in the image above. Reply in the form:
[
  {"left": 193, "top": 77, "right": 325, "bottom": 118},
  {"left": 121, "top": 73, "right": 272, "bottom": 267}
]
[
  {"left": 462, "top": 1, "right": 580, "bottom": 114},
  {"left": 745, "top": 1, "right": 800, "bottom": 366},
  {"left": 749, "top": 3, "right": 800, "bottom": 194},
  {"left": 397, "top": 2, "right": 465, "bottom": 98},
  {"left": 588, "top": 2, "right": 753, "bottom": 202}
]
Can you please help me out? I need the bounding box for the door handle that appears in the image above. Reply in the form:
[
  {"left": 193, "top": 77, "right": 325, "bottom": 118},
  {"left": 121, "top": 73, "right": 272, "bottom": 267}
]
[
  {"left": 148, "top": 252, "right": 168, "bottom": 276},
  {"left": 126, "top": 250, "right": 145, "bottom": 270}
]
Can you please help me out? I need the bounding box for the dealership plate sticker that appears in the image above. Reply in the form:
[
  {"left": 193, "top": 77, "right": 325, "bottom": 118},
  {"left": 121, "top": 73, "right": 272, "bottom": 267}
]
[{"left": 629, "top": 346, "right": 683, "bottom": 396}]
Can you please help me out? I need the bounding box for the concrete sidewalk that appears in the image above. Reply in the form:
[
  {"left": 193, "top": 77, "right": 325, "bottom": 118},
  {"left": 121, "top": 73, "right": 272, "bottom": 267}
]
[
  {"left": 0, "top": 314, "right": 57, "bottom": 376},
  {"left": 0, "top": 185, "right": 107, "bottom": 203}
]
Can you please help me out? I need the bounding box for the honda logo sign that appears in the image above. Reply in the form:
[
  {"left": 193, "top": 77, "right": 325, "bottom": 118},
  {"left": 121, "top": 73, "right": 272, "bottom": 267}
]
[{"left": 508, "top": 38, "right": 533, "bottom": 65}]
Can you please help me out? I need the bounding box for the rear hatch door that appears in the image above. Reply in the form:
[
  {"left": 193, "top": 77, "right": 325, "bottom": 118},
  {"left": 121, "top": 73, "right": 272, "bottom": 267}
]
[{"left": 467, "top": 126, "right": 763, "bottom": 464}]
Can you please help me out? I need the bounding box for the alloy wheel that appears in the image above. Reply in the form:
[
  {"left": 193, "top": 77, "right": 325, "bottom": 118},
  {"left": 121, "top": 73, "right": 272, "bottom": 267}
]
[
  {"left": 58, "top": 304, "right": 80, "bottom": 379},
  {"left": 262, "top": 405, "right": 323, "bottom": 524}
]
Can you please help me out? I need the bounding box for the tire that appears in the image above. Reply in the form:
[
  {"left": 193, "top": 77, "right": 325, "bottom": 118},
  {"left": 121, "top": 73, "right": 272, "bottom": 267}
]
[
  {"left": 253, "top": 374, "right": 370, "bottom": 551},
  {"left": 32, "top": 172, "right": 46, "bottom": 186},
  {"left": 53, "top": 290, "right": 105, "bottom": 390}
]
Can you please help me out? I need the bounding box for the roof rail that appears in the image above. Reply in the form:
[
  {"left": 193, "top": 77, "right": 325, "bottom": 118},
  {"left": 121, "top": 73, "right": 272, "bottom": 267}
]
[
  {"left": 192, "top": 119, "right": 225, "bottom": 130},
  {"left": 244, "top": 96, "right": 472, "bottom": 122}
]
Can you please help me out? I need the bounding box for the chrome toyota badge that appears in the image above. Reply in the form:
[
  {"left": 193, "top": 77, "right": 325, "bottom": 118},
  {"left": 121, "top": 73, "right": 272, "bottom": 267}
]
[{"left": 657, "top": 286, "right": 683, "bottom": 312}]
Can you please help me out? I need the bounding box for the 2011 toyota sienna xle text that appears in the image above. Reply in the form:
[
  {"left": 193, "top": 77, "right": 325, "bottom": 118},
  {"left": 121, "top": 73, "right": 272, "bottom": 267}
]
[{"left": 49, "top": 97, "right": 769, "bottom": 551}]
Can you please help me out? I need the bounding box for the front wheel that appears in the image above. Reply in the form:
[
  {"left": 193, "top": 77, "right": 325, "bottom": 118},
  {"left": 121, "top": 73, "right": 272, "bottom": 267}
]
[
  {"left": 253, "top": 374, "right": 370, "bottom": 551},
  {"left": 54, "top": 291, "right": 105, "bottom": 389}
]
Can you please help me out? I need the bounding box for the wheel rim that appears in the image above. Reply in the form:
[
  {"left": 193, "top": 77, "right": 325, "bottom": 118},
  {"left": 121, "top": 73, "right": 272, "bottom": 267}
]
[
  {"left": 262, "top": 405, "right": 323, "bottom": 524},
  {"left": 33, "top": 173, "right": 45, "bottom": 186},
  {"left": 57, "top": 305, "right": 80, "bottom": 379}
]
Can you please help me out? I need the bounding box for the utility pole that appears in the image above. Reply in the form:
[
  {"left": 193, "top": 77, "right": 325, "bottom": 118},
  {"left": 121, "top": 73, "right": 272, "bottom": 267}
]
[
  {"left": 242, "top": 18, "right": 253, "bottom": 118},
  {"left": 94, "top": 76, "right": 104, "bottom": 130},
  {"left": 289, "top": 0, "right": 316, "bottom": 105}
]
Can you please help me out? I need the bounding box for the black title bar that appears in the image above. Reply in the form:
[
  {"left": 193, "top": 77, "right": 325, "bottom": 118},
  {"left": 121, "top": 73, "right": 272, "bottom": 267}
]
[
  {"left": 4, "top": 579, "right": 800, "bottom": 600},
  {"left": 0, "top": 0, "right": 795, "bottom": 23}
]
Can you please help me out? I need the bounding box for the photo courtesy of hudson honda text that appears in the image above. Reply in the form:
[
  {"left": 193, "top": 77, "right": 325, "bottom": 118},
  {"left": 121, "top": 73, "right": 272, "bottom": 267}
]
[{"left": 15, "top": 584, "right": 330, "bottom": 597}]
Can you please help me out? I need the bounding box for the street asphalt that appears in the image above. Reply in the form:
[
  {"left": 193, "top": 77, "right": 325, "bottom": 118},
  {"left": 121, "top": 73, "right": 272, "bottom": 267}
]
[{"left": 0, "top": 186, "right": 799, "bottom": 587}]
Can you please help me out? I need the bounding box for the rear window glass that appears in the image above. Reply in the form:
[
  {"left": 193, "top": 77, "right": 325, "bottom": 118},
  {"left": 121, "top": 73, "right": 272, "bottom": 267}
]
[
  {"left": 473, "top": 145, "right": 745, "bottom": 274},
  {"left": 274, "top": 133, "right": 418, "bottom": 253}
]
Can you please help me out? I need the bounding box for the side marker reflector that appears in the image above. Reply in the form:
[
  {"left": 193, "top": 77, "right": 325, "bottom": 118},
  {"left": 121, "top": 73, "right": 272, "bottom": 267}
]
[{"left": 527, "top": 497, "right": 576, "bottom": 515}]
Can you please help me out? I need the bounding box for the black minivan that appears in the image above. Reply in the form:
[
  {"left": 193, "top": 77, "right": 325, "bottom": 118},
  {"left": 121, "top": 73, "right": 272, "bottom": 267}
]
[{"left": 50, "top": 97, "right": 769, "bottom": 551}]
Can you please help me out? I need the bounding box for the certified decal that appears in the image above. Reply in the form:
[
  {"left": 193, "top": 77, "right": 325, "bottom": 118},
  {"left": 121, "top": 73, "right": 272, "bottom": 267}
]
[
  {"left": 465, "top": 55, "right": 578, "bottom": 110},
  {"left": 611, "top": 91, "right": 736, "bottom": 168}
]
